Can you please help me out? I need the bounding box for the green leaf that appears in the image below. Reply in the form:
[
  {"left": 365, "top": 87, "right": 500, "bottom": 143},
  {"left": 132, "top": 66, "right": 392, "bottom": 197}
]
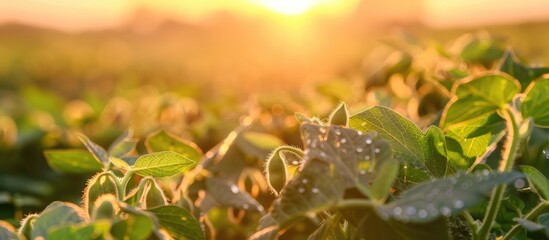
[
  {"left": 136, "top": 178, "right": 167, "bottom": 209},
  {"left": 371, "top": 157, "right": 400, "bottom": 202},
  {"left": 132, "top": 151, "right": 196, "bottom": 177},
  {"left": 328, "top": 102, "right": 349, "bottom": 126},
  {"left": 146, "top": 130, "right": 202, "bottom": 163},
  {"left": 111, "top": 214, "right": 155, "bottom": 240},
  {"left": 31, "top": 201, "right": 87, "bottom": 239},
  {"left": 109, "top": 156, "right": 130, "bottom": 170},
  {"left": 48, "top": 221, "right": 111, "bottom": 240},
  {"left": 519, "top": 165, "right": 549, "bottom": 200},
  {"left": 44, "top": 150, "right": 103, "bottom": 174},
  {"left": 445, "top": 113, "right": 506, "bottom": 170},
  {"left": 498, "top": 51, "right": 549, "bottom": 91},
  {"left": 421, "top": 126, "right": 449, "bottom": 177},
  {"left": 271, "top": 160, "right": 345, "bottom": 226},
  {"left": 300, "top": 122, "right": 393, "bottom": 189},
  {"left": 349, "top": 106, "right": 439, "bottom": 182},
  {"left": 76, "top": 132, "right": 110, "bottom": 165},
  {"left": 108, "top": 130, "right": 137, "bottom": 158},
  {"left": 205, "top": 177, "right": 264, "bottom": 212},
  {"left": 0, "top": 221, "right": 18, "bottom": 240},
  {"left": 441, "top": 74, "right": 520, "bottom": 129},
  {"left": 522, "top": 78, "right": 549, "bottom": 127},
  {"left": 377, "top": 171, "right": 523, "bottom": 223},
  {"left": 109, "top": 140, "right": 138, "bottom": 158},
  {"left": 148, "top": 205, "right": 204, "bottom": 240},
  {"left": 514, "top": 218, "right": 545, "bottom": 232}
]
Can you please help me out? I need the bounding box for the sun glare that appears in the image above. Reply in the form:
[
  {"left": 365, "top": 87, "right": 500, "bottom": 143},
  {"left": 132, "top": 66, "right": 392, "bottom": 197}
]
[{"left": 258, "top": 0, "right": 321, "bottom": 15}]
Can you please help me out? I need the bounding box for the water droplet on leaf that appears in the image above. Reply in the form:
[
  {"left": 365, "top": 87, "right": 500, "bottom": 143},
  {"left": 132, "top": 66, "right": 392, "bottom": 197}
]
[{"left": 230, "top": 185, "right": 239, "bottom": 194}]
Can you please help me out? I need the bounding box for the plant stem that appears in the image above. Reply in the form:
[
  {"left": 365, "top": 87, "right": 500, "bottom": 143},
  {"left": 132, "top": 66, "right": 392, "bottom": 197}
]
[
  {"left": 118, "top": 170, "right": 134, "bottom": 201},
  {"left": 463, "top": 211, "right": 479, "bottom": 233},
  {"left": 501, "top": 201, "right": 549, "bottom": 240},
  {"left": 336, "top": 199, "right": 376, "bottom": 209},
  {"left": 476, "top": 108, "right": 521, "bottom": 240}
]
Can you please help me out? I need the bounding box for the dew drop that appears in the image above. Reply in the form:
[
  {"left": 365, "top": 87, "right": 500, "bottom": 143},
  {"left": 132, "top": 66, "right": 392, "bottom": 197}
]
[
  {"left": 364, "top": 155, "right": 371, "bottom": 161},
  {"left": 406, "top": 207, "right": 416, "bottom": 215},
  {"left": 357, "top": 131, "right": 363, "bottom": 135},
  {"left": 257, "top": 205, "right": 264, "bottom": 211},
  {"left": 514, "top": 179, "right": 526, "bottom": 189},
  {"left": 319, "top": 127, "right": 327, "bottom": 134},
  {"left": 482, "top": 169, "right": 490, "bottom": 176},
  {"left": 359, "top": 170, "right": 367, "bottom": 175},
  {"left": 366, "top": 138, "right": 372, "bottom": 144},
  {"left": 298, "top": 187, "right": 305, "bottom": 193},
  {"left": 544, "top": 149, "right": 549, "bottom": 159},
  {"left": 292, "top": 160, "right": 299, "bottom": 165},
  {"left": 356, "top": 148, "right": 364, "bottom": 153},
  {"left": 243, "top": 203, "right": 249, "bottom": 210},
  {"left": 393, "top": 207, "right": 403, "bottom": 215},
  {"left": 341, "top": 138, "right": 347, "bottom": 144},
  {"left": 374, "top": 148, "right": 380, "bottom": 153},
  {"left": 335, "top": 130, "right": 341, "bottom": 135},
  {"left": 441, "top": 207, "right": 452, "bottom": 216},
  {"left": 302, "top": 179, "right": 308, "bottom": 184},
  {"left": 418, "top": 209, "right": 428, "bottom": 218},
  {"left": 230, "top": 185, "right": 239, "bottom": 194},
  {"left": 311, "top": 188, "right": 319, "bottom": 193},
  {"left": 453, "top": 200, "right": 464, "bottom": 209}
]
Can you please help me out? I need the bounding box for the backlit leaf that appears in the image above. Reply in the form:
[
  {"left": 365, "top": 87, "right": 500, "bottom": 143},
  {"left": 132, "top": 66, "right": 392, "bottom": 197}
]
[
  {"left": 350, "top": 106, "right": 441, "bottom": 182},
  {"left": 132, "top": 151, "right": 196, "bottom": 177},
  {"left": 519, "top": 165, "right": 549, "bottom": 200},
  {"left": 48, "top": 221, "right": 110, "bottom": 240},
  {"left": 445, "top": 113, "right": 505, "bottom": 170},
  {"left": 498, "top": 51, "right": 549, "bottom": 91},
  {"left": 146, "top": 130, "right": 202, "bottom": 163},
  {"left": 148, "top": 205, "right": 204, "bottom": 240},
  {"left": 441, "top": 74, "right": 520, "bottom": 129},
  {"left": 521, "top": 78, "right": 549, "bottom": 127}
]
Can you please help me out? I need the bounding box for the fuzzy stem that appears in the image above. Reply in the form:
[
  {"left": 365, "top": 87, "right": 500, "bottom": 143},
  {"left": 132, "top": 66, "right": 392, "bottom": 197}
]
[
  {"left": 476, "top": 108, "right": 521, "bottom": 240},
  {"left": 501, "top": 201, "right": 549, "bottom": 240}
]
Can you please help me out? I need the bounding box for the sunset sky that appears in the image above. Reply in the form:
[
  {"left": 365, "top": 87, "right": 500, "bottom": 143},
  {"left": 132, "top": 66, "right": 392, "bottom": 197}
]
[{"left": 0, "top": 0, "right": 549, "bottom": 31}]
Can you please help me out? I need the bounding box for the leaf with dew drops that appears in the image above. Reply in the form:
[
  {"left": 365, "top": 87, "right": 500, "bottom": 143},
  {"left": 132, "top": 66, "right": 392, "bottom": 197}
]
[
  {"left": 376, "top": 171, "right": 523, "bottom": 223},
  {"left": 300, "top": 122, "right": 393, "bottom": 190}
]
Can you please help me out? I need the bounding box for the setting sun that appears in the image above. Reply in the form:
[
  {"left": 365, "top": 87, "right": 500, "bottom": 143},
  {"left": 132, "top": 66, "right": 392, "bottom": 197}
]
[{"left": 258, "top": 0, "right": 321, "bottom": 15}]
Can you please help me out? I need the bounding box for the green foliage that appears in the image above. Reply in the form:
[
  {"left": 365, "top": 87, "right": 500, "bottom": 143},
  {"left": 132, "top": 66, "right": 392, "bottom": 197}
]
[
  {"left": 44, "top": 150, "right": 103, "bottom": 174},
  {"left": 4, "top": 33, "right": 549, "bottom": 240}
]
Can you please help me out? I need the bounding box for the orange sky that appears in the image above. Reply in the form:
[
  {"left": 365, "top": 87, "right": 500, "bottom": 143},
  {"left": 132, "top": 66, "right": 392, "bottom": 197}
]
[{"left": 0, "top": 0, "right": 549, "bottom": 31}]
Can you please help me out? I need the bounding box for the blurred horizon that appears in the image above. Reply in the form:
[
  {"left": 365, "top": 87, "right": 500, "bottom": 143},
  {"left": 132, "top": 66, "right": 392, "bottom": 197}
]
[
  {"left": 1, "top": 0, "right": 549, "bottom": 32},
  {"left": 2, "top": 0, "right": 549, "bottom": 99}
]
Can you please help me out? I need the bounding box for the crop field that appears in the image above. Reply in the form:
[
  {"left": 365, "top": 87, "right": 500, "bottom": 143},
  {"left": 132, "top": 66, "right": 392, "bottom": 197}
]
[{"left": 1, "top": 2, "right": 549, "bottom": 240}]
